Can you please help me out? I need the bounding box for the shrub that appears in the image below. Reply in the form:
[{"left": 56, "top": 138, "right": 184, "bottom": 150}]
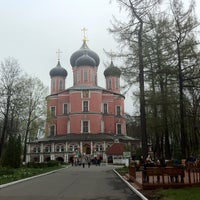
[
  {"left": 26, "top": 160, "right": 59, "bottom": 168},
  {"left": 0, "top": 167, "right": 15, "bottom": 176}
]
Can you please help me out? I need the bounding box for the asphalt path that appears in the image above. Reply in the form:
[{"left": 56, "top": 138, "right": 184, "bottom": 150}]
[{"left": 0, "top": 164, "right": 142, "bottom": 200}]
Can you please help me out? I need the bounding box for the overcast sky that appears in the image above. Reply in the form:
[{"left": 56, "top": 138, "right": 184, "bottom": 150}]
[{"left": 0, "top": 0, "right": 199, "bottom": 115}]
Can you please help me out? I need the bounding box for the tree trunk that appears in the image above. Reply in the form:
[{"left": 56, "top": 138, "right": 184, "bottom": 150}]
[
  {"left": 138, "top": 21, "right": 148, "bottom": 158},
  {"left": 0, "top": 95, "right": 11, "bottom": 158},
  {"left": 177, "top": 41, "right": 188, "bottom": 158}
]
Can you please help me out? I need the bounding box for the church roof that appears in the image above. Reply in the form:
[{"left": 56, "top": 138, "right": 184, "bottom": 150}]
[
  {"left": 67, "top": 85, "right": 105, "bottom": 91},
  {"left": 75, "top": 54, "right": 96, "bottom": 67},
  {"left": 49, "top": 61, "right": 68, "bottom": 77},
  {"left": 106, "top": 143, "right": 125, "bottom": 155},
  {"left": 30, "top": 133, "right": 138, "bottom": 143},
  {"left": 70, "top": 41, "right": 100, "bottom": 67},
  {"left": 46, "top": 84, "right": 125, "bottom": 99},
  {"left": 104, "top": 61, "right": 121, "bottom": 77}
]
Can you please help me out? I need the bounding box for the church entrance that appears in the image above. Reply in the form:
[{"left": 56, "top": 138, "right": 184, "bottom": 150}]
[{"left": 83, "top": 144, "right": 91, "bottom": 154}]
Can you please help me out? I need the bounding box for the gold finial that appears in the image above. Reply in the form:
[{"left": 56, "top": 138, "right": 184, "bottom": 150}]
[
  {"left": 56, "top": 49, "right": 62, "bottom": 61},
  {"left": 81, "top": 27, "right": 88, "bottom": 43}
]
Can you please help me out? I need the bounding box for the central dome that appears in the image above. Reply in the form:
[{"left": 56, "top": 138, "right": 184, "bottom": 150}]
[
  {"left": 70, "top": 41, "right": 100, "bottom": 67},
  {"left": 75, "top": 54, "right": 96, "bottom": 67}
]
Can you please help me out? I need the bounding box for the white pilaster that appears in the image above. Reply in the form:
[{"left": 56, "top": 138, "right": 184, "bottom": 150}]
[
  {"left": 90, "top": 141, "right": 93, "bottom": 155},
  {"left": 80, "top": 141, "right": 83, "bottom": 154}
]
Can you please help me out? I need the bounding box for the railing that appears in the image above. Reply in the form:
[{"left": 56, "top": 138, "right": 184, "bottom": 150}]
[
  {"left": 186, "top": 161, "right": 200, "bottom": 185},
  {"left": 128, "top": 161, "right": 200, "bottom": 190},
  {"left": 129, "top": 166, "right": 136, "bottom": 181},
  {"left": 142, "top": 167, "right": 185, "bottom": 189}
]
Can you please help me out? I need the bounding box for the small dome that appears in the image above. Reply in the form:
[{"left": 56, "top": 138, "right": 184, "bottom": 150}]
[
  {"left": 104, "top": 61, "right": 121, "bottom": 77},
  {"left": 49, "top": 61, "right": 68, "bottom": 77},
  {"left": 70, "top": 41, "right": 100, "bottom": 67},
  {"left": 75, "top": 54, "right": 96, "bottom": 67}
]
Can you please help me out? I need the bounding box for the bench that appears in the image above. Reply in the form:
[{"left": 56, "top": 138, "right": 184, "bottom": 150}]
[{"left": 142, "top": 167, "right": 185, "bottom": 185}]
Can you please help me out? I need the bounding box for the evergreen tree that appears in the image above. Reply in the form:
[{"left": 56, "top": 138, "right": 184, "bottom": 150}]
[{"left": 2, "top": 135, "right": 21, "bottom": 168}]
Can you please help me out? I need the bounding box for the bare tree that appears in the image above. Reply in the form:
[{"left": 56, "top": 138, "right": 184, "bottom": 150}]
[
  {"left": 22, "top": 77, "right": 48, "bottom": 162},
  {"left": 0, "top": 57, "right": 22, "bottom": 158},
  {"left": 0, "top": 58, "right": 48, "bottom": 163}
]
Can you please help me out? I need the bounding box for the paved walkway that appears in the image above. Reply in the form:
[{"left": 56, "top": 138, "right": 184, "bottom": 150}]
[{"left": 0, "top": 164, "right": 147, "bottom": 200}]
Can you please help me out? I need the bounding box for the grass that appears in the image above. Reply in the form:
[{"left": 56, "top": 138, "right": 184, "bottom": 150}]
[
  {"left": 115, "top": 166, "right": 129, "bottom": 175},
  {"left": 0, "top": 165, "right": 65, "bottom": 185},
  {"left": 157, "top": 187, "right": 200, "bottom": 200}
]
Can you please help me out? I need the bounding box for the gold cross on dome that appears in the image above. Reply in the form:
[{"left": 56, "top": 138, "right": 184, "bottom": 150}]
[
  {"left": 56, "top": 49, "right": 62, "bottom": 61},
  {"left": 81, "top": 27, "right": 88, "bottom": 42}
]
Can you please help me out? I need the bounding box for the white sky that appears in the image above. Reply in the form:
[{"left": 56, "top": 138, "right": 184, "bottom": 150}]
[{"left": 0, "top": 0, "right": 199, "bottom": 115}]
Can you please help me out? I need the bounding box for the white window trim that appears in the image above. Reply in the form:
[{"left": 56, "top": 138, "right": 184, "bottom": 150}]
[
  {"left": 77, "top": 71, "right": 80, "bottom": 82},
  {"left": 103, "top": 103, "right": 108, "bottom": 114},
  {"left": 44, "top": 145, "right": 51, "bottom": 153},
  {"left": 115, "top": 105, "right": 121, "bottom": 116},
  {"left": 115, "top": 78, "right": 119, "bottom": 89},
  {"left": 67, "top": 121, "right": 70, "bottom": 134},
  {"left": 95, "top": 143, "right": 103, "bottom": 152},
  {"left": 52, "top": 79, "right": 56, "bottom": 91},
  {"left": 69, "top": 143, "right": 79, "bottom": 152},
  {"left": 82, "top": 100, "right": 89, "bottom": 112},
  {"left": 56, "top": 144, "right": 65, "bottom": 152},
  {"left": 50, "top": 106, "right": 56, "bottom": 117},
  {"left": 59, "top": 80, "right": 63, "bottom": 90},
  {"left": 108, "top": 79, "right": 112, "bottom": 89},
  {"left": 49, "top": 124, "right": 56, "bottom": 136},
  {"left": 63, "top": 103, "right": 68, "bottom": 114},
  {"left": 116, "top": 123, "right": 122, "bottom": 135},
  {"left": 83, "top": 70, "right": 88, "bottom": 81},
  {"left": 101, "top": 120, "right": 104, "bottom": 133},
  {"left": 81, "top": 120, "right": 90, "bottom": 133}
]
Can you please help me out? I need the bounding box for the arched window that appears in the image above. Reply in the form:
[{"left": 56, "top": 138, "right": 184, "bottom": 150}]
[
  {"left": 69, "top": 144, "right": 79, "bottom": 152},
  {"left": 59, "top": 80, "right": 63, "bottom": 90},
  {"left": 44, "top": 145, "right": 51, "bottom": 153},
  {"left": 33, "top": 146, "right": 40, "bottom": 153},
  {"left": 56, "top": 144, "right": 65, "bottom": 152},
  {"left": 63, "top": 104, "right": 68, "bottom": 115},
  {"left": 50, "top": 125, "right": 55, "bottom": 136},
  {"left": 116, "top": 79, "right": 119, "bottom": 89},
  {"left": 108, "top": 79, "right": 112, "bottom": 89},
  {"left": 84, "top": 70, "right": 88, "bottom": 81},
  {"left": 96, "top": 144, "right": 103, "bottom": 152},
  {"left": 116, "top": 123, "right": 122, "bottom": 135},
  {"left": 52, "top": 79, "right": 55, "bottom": 91}
]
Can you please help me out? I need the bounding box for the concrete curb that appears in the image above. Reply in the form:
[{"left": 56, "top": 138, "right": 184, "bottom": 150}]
[
  {"left": 113, "top": 169, "right": 148, "bottom": 200},
  {"left": 0, "top": 167, "right": 68, "bottom": 189}
]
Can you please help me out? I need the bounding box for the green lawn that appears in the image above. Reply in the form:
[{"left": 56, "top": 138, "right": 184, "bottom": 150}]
[
  {"left": 158, "top": 187, "right": 200, "bottom": 200},
  {"left": 0, "top": 165, "right": 65, "bottom": 185}
]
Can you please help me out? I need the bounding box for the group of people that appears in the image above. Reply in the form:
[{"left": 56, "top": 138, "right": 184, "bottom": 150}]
[
  {"left": 139, "top": 155, "right": 166, "bottom": 168},
  {"left": 69, "top": 154, "right": 102, "bottom": 168}
]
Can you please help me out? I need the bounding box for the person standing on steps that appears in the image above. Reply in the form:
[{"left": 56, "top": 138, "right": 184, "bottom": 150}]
[
  {"left": 87, "top": 155, "right": 91, "bottom": 168},
  {"left": 82, "top": 153, "right": 87, "bottom": 168}
]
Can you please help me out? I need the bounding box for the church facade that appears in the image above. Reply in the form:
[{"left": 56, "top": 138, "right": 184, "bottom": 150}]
[{"left": 26, "top": 38, "right": 137, "bottom": 163}]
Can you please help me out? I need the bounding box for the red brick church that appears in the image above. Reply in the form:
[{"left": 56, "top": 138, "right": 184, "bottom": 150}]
[{"left": 27, "top": 36, "right": 138, "bottom": 163}]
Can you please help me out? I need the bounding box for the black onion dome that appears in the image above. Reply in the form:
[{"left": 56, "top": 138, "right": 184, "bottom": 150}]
[
  {"left": 49, "top": 61, "right": 68, "bottom": 77},
  {"left": 70, "top": 41, "right": 100, "bottom": 67},
  {"left": 75, "top": 54, "right": 96, "bottom": 67},
  {"left": 104, "top": 61, "right": 121, "bottom": 77}
]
